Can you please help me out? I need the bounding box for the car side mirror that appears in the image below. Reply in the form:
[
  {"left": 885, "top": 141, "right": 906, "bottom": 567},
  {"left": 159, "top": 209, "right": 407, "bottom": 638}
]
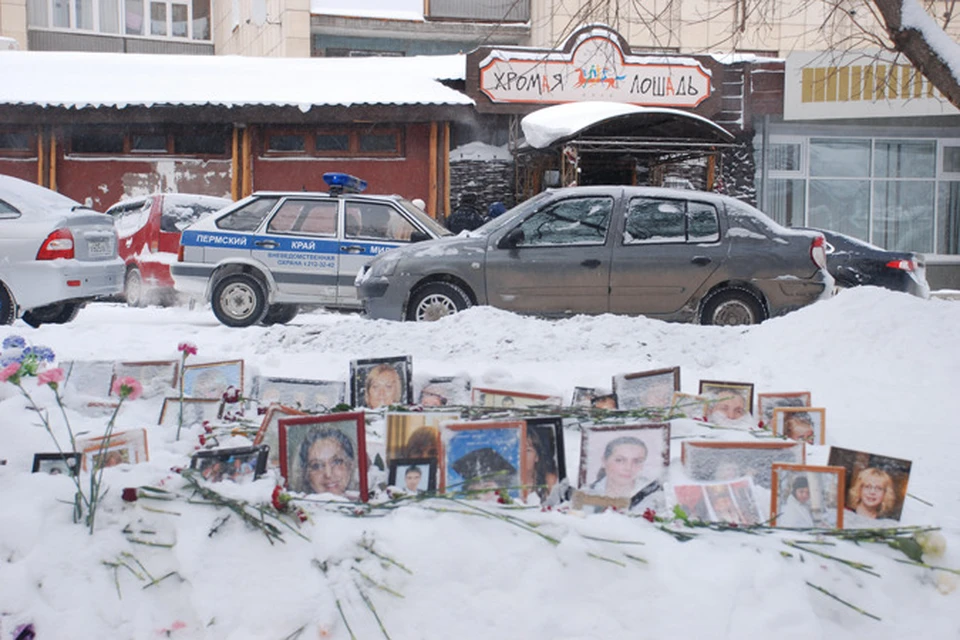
[
  {"left": 498, "top": 227, "right": 524, "bottom": 249},
  {"left": 409, "top": 230, "right": 430, "bottom": 243}
]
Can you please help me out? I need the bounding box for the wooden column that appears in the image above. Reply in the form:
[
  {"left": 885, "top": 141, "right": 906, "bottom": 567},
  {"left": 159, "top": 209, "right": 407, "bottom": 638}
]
[
  {"left": 231, "top": 127, "right": 241, "bottom": 201},
  {"left": 241, "top": 127, "right": 252, "bottom": 198},
  {"left": 48, "top": 133, "right": 57, "bottom": 191},
  {"left": 428, "top": 122, "right": 438, "bottom": 218},
  {"left": 706, "top": 153, "right": 717, "bottom": 191},
  {"left": 36, "top": 127, "right": 45, "bottom": 186},
  {"left": 442, "top": 121, "right": 451, "bottom": 219}
]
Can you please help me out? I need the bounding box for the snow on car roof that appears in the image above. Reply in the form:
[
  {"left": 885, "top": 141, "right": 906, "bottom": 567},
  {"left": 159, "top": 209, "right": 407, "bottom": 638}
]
[
  {"left": 0, "top": 173, "right": 82, "bottom": 213},
  {"left": 0, "top": 51, "right": 471, "bottom": 111}
]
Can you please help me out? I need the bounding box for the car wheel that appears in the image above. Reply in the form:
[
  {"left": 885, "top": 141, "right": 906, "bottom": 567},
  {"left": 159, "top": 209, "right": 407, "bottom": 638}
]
[
  {"left": 125, "top": 268, "right": 145, "bottom": 308},
  {"left": 22, "top": 302, "right": 82, "bottom": 328},
  {"left": 0, "top": 284, "right": 14, "bottom": 325},
  {"left": 260, "top": 304, "right": 299, "bottom": 326},
  {"left": 700, "top": 287, "right": 765, "bottom": 326},
  {"left": 211, "top": 273, "right": 268, "bottom": 327},
  {"left": 406, "top": 282, "right": 471, "bottom": 322}
]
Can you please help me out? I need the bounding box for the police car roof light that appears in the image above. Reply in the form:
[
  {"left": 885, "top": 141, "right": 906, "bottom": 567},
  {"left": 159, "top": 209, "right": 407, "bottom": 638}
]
[{"left": 323, "top": 173, "right": 367, "bottom": 195}]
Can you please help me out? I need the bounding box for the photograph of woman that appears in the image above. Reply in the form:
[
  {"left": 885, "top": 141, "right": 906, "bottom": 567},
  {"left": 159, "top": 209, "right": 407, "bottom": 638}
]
[
  {"left": 522, "top": 423, "right": 561, "bottom": 501},
  {"left": 351, "top": 356, "right": 412, "bottom": 409},
  {"left": 847, "top": 467, "right": 897, "bottom": 520},
  {"left": 279, "top": 414, "right": 367, "bottom": 501},
  {"left": 581, "top": 425, "right": 669, "bottom": 511},
  {"left": 827, "top": 446, "right": 911, "bottom": 524}
]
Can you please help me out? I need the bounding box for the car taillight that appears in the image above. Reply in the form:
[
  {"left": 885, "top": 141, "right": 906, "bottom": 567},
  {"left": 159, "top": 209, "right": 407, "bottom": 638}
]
[
  {"left": 886, "top": 259, "right": 915, "bottom": 272},
  {"left": 36, "top": 228, "right": 75, "bottom": 260},
  {"left": 178, "top": 245, "right": 185, "bottom": 262},
  {"left": 810, "top": 235, "right": 827, "bottom": 270}
]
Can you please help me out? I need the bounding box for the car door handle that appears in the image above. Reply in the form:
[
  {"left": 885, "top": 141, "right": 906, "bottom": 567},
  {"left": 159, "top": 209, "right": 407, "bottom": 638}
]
[
  {"left": 341, "top": 245, "right": 365, "bottom": 254},
  {"left": 691, "top": 256, "right": 711, "bottom": 266},
  {"left": 581, "top": 259, "right": 602, "bottom": 268},
  {"left": 254, "top": 240, "right": 278, "bottom": 249}
]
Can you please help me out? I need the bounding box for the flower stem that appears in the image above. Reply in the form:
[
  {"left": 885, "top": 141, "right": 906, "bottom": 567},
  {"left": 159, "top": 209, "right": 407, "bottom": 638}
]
[
  {"left": 805, "top": 581, "right": 881, "bottom": 621},
  {"left": 87, "top": 396, "right": 128, "bottom": 534},
  {"left": 784, "top": 540, "right": 881, "bottom": 577},
  {"left": 335, "top": 598, "right": 358, "bottom": 640}
]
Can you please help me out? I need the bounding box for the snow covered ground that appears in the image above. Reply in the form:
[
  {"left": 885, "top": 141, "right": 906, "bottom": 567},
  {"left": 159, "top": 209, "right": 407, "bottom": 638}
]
[{"left": 0, "top": 287, "right": 958, "bottom": 639}]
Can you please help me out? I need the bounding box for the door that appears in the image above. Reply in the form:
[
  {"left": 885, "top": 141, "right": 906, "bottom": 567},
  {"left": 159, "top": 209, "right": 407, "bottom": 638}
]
[
  {"left": 255, "top": 197, "right": 340, "bottom": 302},
  {"left": 609, "top": 196, "right": 727, "bottom": 315},
  {"left": 337, "top": 199, "right": 419, "bottom": 306},
  {"left": 485, "top": 195, "right": 615, "bottom": 315}
]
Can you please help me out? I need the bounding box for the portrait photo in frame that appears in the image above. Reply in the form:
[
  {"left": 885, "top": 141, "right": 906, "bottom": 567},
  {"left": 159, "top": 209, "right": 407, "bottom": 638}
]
[
  {"left": 699, "top": 380, "right": 755, "bottom": 426},
  {"left": 385, "top": 411, "right": 461, "bottom": 463},
  {"left": 181, "top": 360, "right": 244, "bottom": 400},
  {"left": 827, "top": 446, "right": 912, "bottom": 523},
  {"left": 770, "top": 463, "right": 845, "bottom": 529},
  {"left": 680, "top": 440, "right": 806, "bottom": 489},
  {"left": 32, "top": 452, "right": 82, "bottom": 476},
  {"left": 673, "top": 479, "right": 762, "bottom": 525},
  {"left": 251, "top": 376, "right": 345, "bottom": 412},
  {"left": 471, "top": 387, "right": 563, "bottom": 409},
  {"left": 279, "top": 413, "right": 368, "bottom": 502},
  {"left": 667, "top": 392, "right": 709, "bottom": 420},
  {"left": 571, "top": 386, "right": 601, "bottom": 407},
  {"left": 350, "top": 356, "right": 413, "bottom": 409},
  {"left": 416, "top": 376, "right": 471, "bottom": 407},
  {"left": 111, "top": 360, "right": 179, "bottom": 399},
  {"left": 254, "top": 404, "right": 307, "bottom": 468},
  {"left": 61, "top": 360, "right": 115, "bottom": 398},
  {"left": 772, "top": 407, "right": 826, "bottom": 445},
  {"left": 77, "top": 428, "right": 149, "bottom": 471},
  {"left": 158, "top": 397, "right": 221, "bottom": 427},
  {"left": 612, "top": 367, "right": 680, "bottom": 410},
  {"left": 388, "top": 458, "right": 437, "bottom": 494},
  {"left": 757, "top": 392, "right": 812, "bottom": 428},
  {"left": 524, "top": 416, "right": 567, "bottom": 502},
  {"left": 579, "top": 424, "right": 670, "bottom": 511},
  {"left": 441, "top": 420, "right": 526, "bottom": 501},
  {"left": 190, "top": 445, "right": 269, "bottom": 484}
]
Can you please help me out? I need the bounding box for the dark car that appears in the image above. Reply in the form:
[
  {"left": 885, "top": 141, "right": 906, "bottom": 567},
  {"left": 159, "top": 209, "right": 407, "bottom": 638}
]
[
  {"left": 800, "top": 228, "right": 929, "bottom": 298},
  {"left": 357, "top": 186, "right": 834, "bottom": 326}
]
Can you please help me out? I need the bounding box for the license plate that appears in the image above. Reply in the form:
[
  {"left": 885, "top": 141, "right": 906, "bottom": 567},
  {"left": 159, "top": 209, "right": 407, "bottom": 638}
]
[{"left": 88, "top": 239, "right": 111, "bottom": 257}]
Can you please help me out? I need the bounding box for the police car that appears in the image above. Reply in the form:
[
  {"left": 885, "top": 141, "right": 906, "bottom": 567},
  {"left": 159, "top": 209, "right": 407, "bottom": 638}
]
[{"left": 171, "top": 173, "right": 450, "bottom": 327}]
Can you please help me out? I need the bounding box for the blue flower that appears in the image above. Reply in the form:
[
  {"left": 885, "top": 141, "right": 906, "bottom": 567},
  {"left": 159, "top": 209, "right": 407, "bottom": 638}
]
[
  {"left": 2, "top": 335, "right": 25, "bottom": 350},
  {"left": 0, "top": 354, "right": 22, "bottom": 367},
  {"left": 22, "top": 345, "right": 55, "bottom": 362}
]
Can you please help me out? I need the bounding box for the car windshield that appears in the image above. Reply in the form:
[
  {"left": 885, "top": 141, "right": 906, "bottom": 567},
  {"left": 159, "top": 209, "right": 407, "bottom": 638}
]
[
  {"left": 161, "top": 195, "right": 232, "bottom": 232},
  {"left": 397, "top": 198, "right": 452, "bottom": 237},
  {"left": 469, "top": 191, "right": 553, "bottom": 237}
]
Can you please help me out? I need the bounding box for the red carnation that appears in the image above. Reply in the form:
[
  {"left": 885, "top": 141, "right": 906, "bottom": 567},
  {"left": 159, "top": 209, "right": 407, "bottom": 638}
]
[
  {"left": 272, "top": 485, "right": 290, "bottom": 512},
  {"left": 122, "top": 488, "right": 139, "bottom": 502},
  {"left": 198, "top": 434, "right": 206, "bottom": 445},
  {"left": 642, "top": 508, "right": 656, "bottom": 522}
]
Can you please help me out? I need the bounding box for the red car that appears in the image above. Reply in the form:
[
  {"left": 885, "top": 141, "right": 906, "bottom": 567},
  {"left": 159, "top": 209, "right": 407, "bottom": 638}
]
[{"left": 106, "top": 193, "right": 231, "bottom": 306}]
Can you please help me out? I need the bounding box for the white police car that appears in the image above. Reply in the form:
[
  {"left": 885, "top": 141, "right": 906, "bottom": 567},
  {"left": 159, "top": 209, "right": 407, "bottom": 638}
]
[{"left": 171, "top": 173, "right": 450, "bottom": 327}]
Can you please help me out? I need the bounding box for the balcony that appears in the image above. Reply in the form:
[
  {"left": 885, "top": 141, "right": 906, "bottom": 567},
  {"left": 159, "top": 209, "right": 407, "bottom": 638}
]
[{"left": 426, "top": 0, "right": 529, "bottom": 23}]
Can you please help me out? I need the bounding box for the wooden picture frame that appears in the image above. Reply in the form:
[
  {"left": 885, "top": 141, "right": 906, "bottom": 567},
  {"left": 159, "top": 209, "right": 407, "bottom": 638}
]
[
  {"left": 61, "top": 360, "right": 115, "bottom": 398},
  {"left": 350, "top": 355, "right": 412, "bottom": 409},
  {"left": 158, "top": 397, "right": 221, "bottom": 427},
  {"left": 190, "top": 445, "right": 269, "bottom": 484},
  {"left": 471, "top": 387, "right": 562, "bottom": 408},
  {"left": 827, "top": 446, "right": 912, "bottom": 522},
  {"left": 612, "top": 366, "right": 680, "bottom": 410},
  {"left": 667, "top": 392, "right": 709, "bottom": 420},
  {"left": 251, "top": 376, "right": 345, "bottom": 412},
  {"left": 111, "top": 360, "right": 179, "bottom": 398},
  {"left": 525, "top": 416, "right": 567, "bottom": 501},
  {"left": 32, "top": 452, "right": 82, "bottom": 476},
  {"left": 279, "top": 413, "right": 368, "bottom": 502},
  {"left": 757, "top": 391, "right": 812, "bottom": 428},
  {"left": 772, "top": 407, "right": 826, "bottom": 445},
  {"left": 570, "top": 386, "right": 603, "bottom": 408},
  {"left": 254, "top": 404, "right": 307, "bottom": 468},
  {"left": 673, "top": 479, "right": 762, "bottom": 525},
  {"left": 77, "top": 428, "right": 149, "bottom": 471},
  {"left": 416, "top": 376, "right": 471, "bottom": 407},
  {"left": 770, "top": 463, "right": 845, "bottom": 528},
  {"left": 680, "top": 440, "right": 805, "bottom": 489},
  {"left": 440, "top": 420, "right": 527, "bottom": 501},
  {"left": 385, "top": 411, "right": 461, "bottom": 463},
  {"left": 699, "top": 380, "right": 755, "bottom": 425},
  {"left": 579, "top": 423, "right": 670, "bottom": 510},
  {"left": 388, "top": 457, "right": 437, "bottom": 493},
  {"left": 181, "top": 360, "right": 244, "bottom": 400}
]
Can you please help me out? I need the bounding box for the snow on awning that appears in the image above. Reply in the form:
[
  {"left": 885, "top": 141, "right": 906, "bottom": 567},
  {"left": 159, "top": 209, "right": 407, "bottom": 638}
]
[
  {"left": 520, "top": 101, "right": 733, "bottom": 149},
  {"left": 0, "top": 51, "right": 471, "bottom": 111}
]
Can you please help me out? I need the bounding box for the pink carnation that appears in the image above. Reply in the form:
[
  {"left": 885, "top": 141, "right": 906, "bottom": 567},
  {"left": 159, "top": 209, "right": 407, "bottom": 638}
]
[
  {"left": 0, "top": 362, "right": 21, "bottom": 383},
  {"left": 178, "top": 342, "right": 198, "bottom": 356},
  {"left": 111, "top": 376, "right": 143, "bottom": 400},
  {"left": 37, "top": 367, "right": 65, "bottom": 386}
]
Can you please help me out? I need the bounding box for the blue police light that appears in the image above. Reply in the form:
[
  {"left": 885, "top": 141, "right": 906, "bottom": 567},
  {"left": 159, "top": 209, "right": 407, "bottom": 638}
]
[{"left": 323, "top": 172, "right": 367, "bottom": 195}]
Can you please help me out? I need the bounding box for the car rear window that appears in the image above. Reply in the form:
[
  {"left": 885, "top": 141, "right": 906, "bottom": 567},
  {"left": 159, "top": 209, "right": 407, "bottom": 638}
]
[
  {"left": 624, "top": 197, "right": 720, "bottom": 244},
  {"left": 160, "top": 195, "right": 231, "bottom": 232},
  {"left": 216, "top": 197, "right": 279, "bottom": 232}
]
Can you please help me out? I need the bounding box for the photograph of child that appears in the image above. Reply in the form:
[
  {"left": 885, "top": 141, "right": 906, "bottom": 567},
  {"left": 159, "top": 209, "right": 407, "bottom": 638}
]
[
  {"left": 388, "top": 459, "right": 437, "bottom": 493},
  {"left": 771, "top": 463, "right": 844, "bottom": 529}
]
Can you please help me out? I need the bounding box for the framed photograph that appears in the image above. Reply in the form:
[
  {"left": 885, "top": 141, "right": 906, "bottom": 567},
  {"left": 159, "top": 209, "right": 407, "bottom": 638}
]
[
  {"left": 77, "top": 428, "right": 149, "bottom": 471},
  {"left": 279, "top": 413, "right": 368, "bottom": 502},
  {"left": 31, "top": 452, "right": 82, "bottom": 476},
  {"left": 388, "top": 458, "right": 437, "bottom": 493},
  {"left": 181, "top": 360, "right": 244, "bottom": 400},
  {"left": 251, "top": 376, "right": 345, "bottom": 412},
  {"left": 571, "top": 386, "right": 605, "bottom": 408},
  {"left": 416, "top": 376, "right": 471, "bottom": 407},
  {"left": 350, "top": 356, "right": 412, "bottom": 409},
  {"left": 441, "top": 420, "right": 527, "bottom": 501},
  {"left": 612, "top": 367, "right": 680, "bottom": 410},
  {"left": 770, "top": 463, "right": 845, "bottom": 528},
  {"left": 672, "top": 479, "right": 762, "bottom": 525},
  {"left": 158, "top": 397, "right": 221, "bottom": 427},
  {"left": 61, "top": 360, "right": 115, "bottom": 398},
  {"left": 254, "top": 404, "right": 307, "bottom": 468},
  {"left": 524, "top": 416, "right": 567, "bottom": 501},
  {"left": 111, "top": 360, "right": 178, "bottom": 399},
  {"left": 579, "top": 424, "right": 670, "bottom": 510},
  {"left": 699, "top": 380, "right": 755, "bottom": 426},
  {"left": 386, "top": 411, "right": 461, "bottom": 462},
  {"left": 757, "top": 392, "right": 812, "bottom": 428},
  {"left": 190, "top": 445, "right": 269, "bottom": 484},
  {"left": 827, "top": 446, "right": 912, "bottom": 522},
  {"left": 772, "top": 407, "right": 825, "bottom": 445},
  {"left": 471, "top": 387, "right": 563, "bottom": 408},
  {"left": 667, "top": 392, "right": 709, "bottom": 420},
  {"left": 681, "top": 440, "right": 805, "bottom": 489}
]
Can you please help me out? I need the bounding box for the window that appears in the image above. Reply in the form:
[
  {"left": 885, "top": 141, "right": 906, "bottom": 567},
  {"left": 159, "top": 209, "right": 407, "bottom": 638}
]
[
  {"left": 174, "top": 131, "right": 227, "bottom": 155},
  {"left": 112, "top": 200, "right": 151, "bottom": 237},
  {"left": 516, "top": 197, "right": 612, "bottom": 246},
  {"left": 71, "top": 131, "right": 124, "bottom": 154},
  {"left": 623, "top": 197, "right": 719, "bottom": 244},
  {"left": 344, "top": 201, "right": 415, "bottom": 241},
  {"left": 315, "top": 134, "right": 349, "bottom": 153},
  {"left": 28, "top": 0, "right": 210, "bottom": 39},
  {"left": 267, "top": 199, "right": 338, "bottom": 237},
  {"left": 216, "top": 197, "right": 278, "bottom": 232},
  {"left": 0, "top": 199, "right": 21, "bottom": 217},
  {"left": 0, "top": 131, "right": 34, "bottom": 155},
  {"left": 267, "top": 134, "right": 305, "bottom": 153},
  {"left": 68, "top": 127, "right": 229, "bottom": 157},
  {"left": 131, "top": 133, "right": 168, "bottom": 152},
  {"left": 263, "top": 127, "right": 404, "bottom": 158}
]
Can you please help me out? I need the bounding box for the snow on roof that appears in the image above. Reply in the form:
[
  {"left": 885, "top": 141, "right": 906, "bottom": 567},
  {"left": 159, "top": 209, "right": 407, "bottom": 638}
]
[
  {"left": 311, "top": 0, "right": 423, "bottom": 21},
  {"left": 0, "top": 51, "right": 470, "bottom": 111},
  {"left": 520, "top": 101, "right": 730, "bottom": 149},
  {"left": 449, "top": 141, "right": 513, "bottom": 162}
]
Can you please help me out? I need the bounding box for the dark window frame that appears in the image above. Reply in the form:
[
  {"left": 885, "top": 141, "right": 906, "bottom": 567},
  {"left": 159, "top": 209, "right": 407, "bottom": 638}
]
[
  {"left": 262, "top": 126, "right": 404, "bottom": 158},
  {"left": 0, "top": 130, "right": 37, "bottom": 158},
  {"left": 68, "top": 127, "right": 230, "bottom": 158}
]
